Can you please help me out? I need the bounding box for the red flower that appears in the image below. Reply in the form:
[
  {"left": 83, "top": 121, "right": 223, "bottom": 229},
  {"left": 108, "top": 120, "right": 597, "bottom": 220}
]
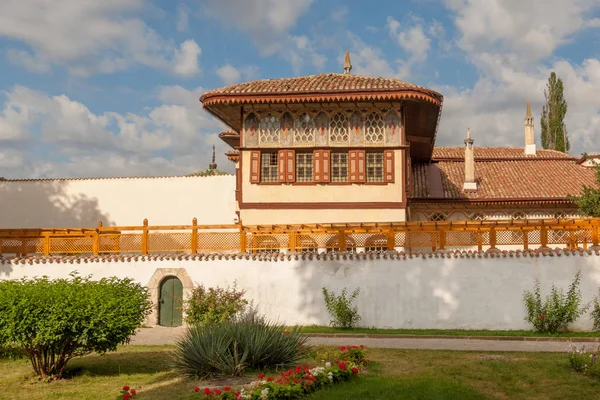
[
  {"left": 540, "top": 314, "right": 545, "bottom": 319},
  {"left": 360, "top": 345, "right": 364, "bottom": 349},
  {"left": 295, "top": 365, "right": 303, "bottom": 373},
  {"left": 267, "top": 377, "right": 274, "bottom": 382},
  {"left": 258, "top": 373, "right": 266, "bottom": 379},
  {"left": 194, "top": 387, "right": 200, "bottom": 392},
  {"left": 223, "top": 386, "right": 231, "bottom": 391},
  {"left": 130, "top": 389, "right": 136, "bottom": 395},
  {"left": 338, "top": 363, "right": 347, "bottom": 371},
  {"left": 293, "top": 379, "right": 301, "bottom": 383},
  {"left": 203, "top": 388, "right": 212, "bottom": 395},
  {"left": 122, "top": 386, "right": 130, "bottom": 392},
  {"left": 123, "top": 395, "right": 131, "bottom": 400},
  {"left": 235, "top": 392, "right": 241, "bottom": 396},
  {"left": 351, "top": 367, "right": 359, "bottom": 374},
  {"left": 299, "top": 345, "right": 304, "bottom": 349},
  {"left": 214, "top": 389, "right": 222, "bottom": 395},
  {"left": 340, "top": 346, "right": 346, "bottom": 352}
]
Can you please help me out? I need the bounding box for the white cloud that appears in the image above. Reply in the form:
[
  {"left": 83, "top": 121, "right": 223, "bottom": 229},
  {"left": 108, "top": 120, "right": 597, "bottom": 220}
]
[
  {"left": 216, "top": 65, "right": 242, "bottom": 85},
  {"left": 0, "top": 85, "right": 232, "bottom": 178},
  {"left": 177, "top": 3, "right": 189, "bottom": 31},
  {"left": 386, "top": 16, "right": 432, "bottom": 78},
  {"left": 172, "top": 40, "right": 202, "bottom": 77},
  {"left": 0, "top": 0, "right": 202, "bottom": 76}
]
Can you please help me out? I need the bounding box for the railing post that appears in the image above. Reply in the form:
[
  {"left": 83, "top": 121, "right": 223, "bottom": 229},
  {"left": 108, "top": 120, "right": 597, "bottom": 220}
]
[
  {"left": 540, "top": 225, "right": 548, "bottom": 248},
  {"left": 191, "top": 218, "right": 198, "bottom": 254},
  {"left": 477, "top": 231, "right": 483, "bottom": 252},
  {"left": 239, "top": 225, "right": 247, "bottom": 253},
  {"left": 338, "top": 229, "right": 347, "bottom": 252},
  {"left": 592, "top": 221, "right": 599, "bottom": 248},
  {"left": 489, "top": 227, "right": 497, "bottom": 250},
  {"left": 386, "top": 229, "right": 395, "bottom": 251},
  {"left": 142, "top": 219, "right": 149, "bottom": 255},
  {"left": 92, "top": 232, "right": 99, "bottom": 256},
  {"left": 289, "top": 232, "right": 297, "bottom": 252},
  {"left": 43, "top": 234, "right": 50, "bottom": 256},
  {"left": 523, "top": 229, "right": 529, "bottom": 250},
  {"left": 438, "top": 229, "right": 446, "bottom": 251}
]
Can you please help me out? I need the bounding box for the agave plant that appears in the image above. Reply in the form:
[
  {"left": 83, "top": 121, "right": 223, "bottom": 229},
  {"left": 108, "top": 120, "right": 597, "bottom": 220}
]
[{"left": 172, "top": 313, "right": 308, "bottom": 378}]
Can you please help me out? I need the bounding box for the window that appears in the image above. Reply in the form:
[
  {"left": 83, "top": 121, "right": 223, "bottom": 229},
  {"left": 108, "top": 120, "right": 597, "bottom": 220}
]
[
  {"left": 365, "top": 112, "right": 385, "bottom": 143},
  {"left": 330, "top": 112, "right": 349, "bottom": 143},
  {"left": 259, "top": 114, "right": 280, "bottom": 145},
  {"left": 430, "top": 212, "right": 446, "bottom": 222},
  {"left": 366, "top": 151, "right": 384, "bottom": 182},
  {"left": 295, "top": 152, "right": 313, "bottom": 182},
  {"left": 260, "top": 152, "right": 278, "bottom": 182},
  {"left": 294, "top": 113, "right": 315, "bottom": 143},
  {"left": 331, "top": 152, "right": 348, "bottom": 182}
]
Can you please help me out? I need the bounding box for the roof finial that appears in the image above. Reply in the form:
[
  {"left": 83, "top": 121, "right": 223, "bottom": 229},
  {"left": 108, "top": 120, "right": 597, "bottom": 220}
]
[
  {"left": 209, "top": 145, "right": 217, "bottom": 170},
  {"left": 343, "top": 50, "right": 352, "bottom": 74},
  {"left": 465, "top": 127, "right": 473, "bottom": 145},
  {"left": 526, "top": 101, "right": 532, "bottom": 118}
]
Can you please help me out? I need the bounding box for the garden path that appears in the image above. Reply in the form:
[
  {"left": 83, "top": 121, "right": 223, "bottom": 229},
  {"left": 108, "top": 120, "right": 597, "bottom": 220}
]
[{"left": 129, "top": 327, "right": 594, "bottom": 352}]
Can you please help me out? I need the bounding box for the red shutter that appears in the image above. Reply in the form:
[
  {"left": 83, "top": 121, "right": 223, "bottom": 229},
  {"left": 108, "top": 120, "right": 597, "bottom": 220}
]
[
  {"left": 349, "top": 150, "right": 358, "bottom": 182},
  {"left": 321, "top": 150, "right": 331, "bottom": 183},
  {"left": 384, "top": 150, "right": 395, "bottom": 183},
  {"left": 278, "top": 150, "right": 287, "bottom": 182},
  {"left": 250, "top": 151, "right": 261, "bottom": 183},
  {"left": 286, "top": 150, "right": 295, "bottom": 183},
  {"left": 314, "top": 150, "right": 322, "bottom": 182},
  {"left": 356, "top": 150, "right": 366, "bottom": 183}
]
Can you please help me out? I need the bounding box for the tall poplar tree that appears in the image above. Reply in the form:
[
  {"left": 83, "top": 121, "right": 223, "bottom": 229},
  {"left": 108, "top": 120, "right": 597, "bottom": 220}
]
[{"left": 540, "top": 72, "right": 569, "bottom": 152}]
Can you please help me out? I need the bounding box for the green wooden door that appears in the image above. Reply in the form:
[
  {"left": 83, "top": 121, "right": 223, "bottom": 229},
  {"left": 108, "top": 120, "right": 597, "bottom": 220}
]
[{"left": 159, "top": 276, "right": 183, "bottom": 327}]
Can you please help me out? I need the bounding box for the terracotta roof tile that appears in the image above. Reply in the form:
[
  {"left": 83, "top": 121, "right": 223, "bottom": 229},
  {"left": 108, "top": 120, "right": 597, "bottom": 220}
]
[
  {"left": 432, "top": 146, "right": 573, "bottom": 160},
  {"left": 201, "top": 73, "right": 442, "bottom": 98},
  {"left": 413, "top": 147, "right": 598, "bottom": 200}
]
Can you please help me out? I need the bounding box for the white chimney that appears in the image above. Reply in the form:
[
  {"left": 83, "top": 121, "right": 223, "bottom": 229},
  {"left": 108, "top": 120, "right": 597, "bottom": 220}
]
[
  {"left": 524, "top": 101, "right": 536, "bottom": 155},
  {"left": 463, "top": 128, "right": 477, "bottom": 191}
]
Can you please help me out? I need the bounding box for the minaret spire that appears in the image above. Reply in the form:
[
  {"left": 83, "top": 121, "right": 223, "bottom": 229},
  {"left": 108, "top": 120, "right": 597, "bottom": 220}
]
[
  {"left": 343, "top": 50, "right": 352, "bottom": 74},
  {"left": 463, "top": 127, "right": 477, "bottom": 191},
  {"left": 209, "top": 145, "right": 217, "bottom": 170},
  {"left": 524, "top": 101, "right": 536, "bottom": 155}
]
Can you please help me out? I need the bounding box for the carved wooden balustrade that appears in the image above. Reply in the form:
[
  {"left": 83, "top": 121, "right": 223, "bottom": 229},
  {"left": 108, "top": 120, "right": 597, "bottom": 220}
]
[{"left": 0, "top": 218, "right": 599, "bottom": 257}]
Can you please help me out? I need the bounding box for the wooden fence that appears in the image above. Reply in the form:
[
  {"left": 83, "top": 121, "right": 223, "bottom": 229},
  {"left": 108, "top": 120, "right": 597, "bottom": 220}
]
[{"left": 0, "top": 218, "right": 599, "bottom": 257}]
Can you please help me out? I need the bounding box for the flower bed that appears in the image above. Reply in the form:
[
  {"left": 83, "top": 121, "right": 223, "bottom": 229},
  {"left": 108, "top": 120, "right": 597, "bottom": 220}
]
[
  {"left": 118, "top": 346, "right": 367, "bottom": 400},
  {"left": 567, "top": 343, "right": 600, "bottom": 380}
]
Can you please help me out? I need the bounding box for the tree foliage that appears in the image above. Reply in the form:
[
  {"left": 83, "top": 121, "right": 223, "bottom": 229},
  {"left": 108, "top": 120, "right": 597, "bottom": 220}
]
[
  {"left": 184, "top": 283, "right": 248, "bottom": 326},
  {"left": 0, "top": 273, "right": 152, "bottom": 379},
  {"left": 573, "top": 161, "right": 600, "bottom": 217},
  {"left": 541, "top": 72, "right": 569, "bottom": 152}
]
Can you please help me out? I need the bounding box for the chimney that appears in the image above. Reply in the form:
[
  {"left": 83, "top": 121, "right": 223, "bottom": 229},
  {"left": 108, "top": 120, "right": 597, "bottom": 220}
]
[
  {"left": 524, "top": 101, "right": 536, "bottom": 155},
  {"left": 343, "top": 50, "right": 352, "bottom": 74},
  {"left": 463, "top": 128, "right": 477, "bottom": 191}
]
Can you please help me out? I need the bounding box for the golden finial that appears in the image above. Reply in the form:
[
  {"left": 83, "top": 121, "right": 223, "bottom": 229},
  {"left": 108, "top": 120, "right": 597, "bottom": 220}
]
[{"left": 343, "top": 50, "right": 352, "bottom": 74}]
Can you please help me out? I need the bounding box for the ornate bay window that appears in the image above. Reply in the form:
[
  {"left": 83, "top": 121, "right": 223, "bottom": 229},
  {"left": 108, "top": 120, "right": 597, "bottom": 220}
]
[
  {"left": 295, "top": 113, "right": 315, "bottom": 144},
  {"left": 259, "top": 113, "right": 280, "bottom": 145},
  {"left": 329, "top": 112, "right": 350, "bottom": 144}
]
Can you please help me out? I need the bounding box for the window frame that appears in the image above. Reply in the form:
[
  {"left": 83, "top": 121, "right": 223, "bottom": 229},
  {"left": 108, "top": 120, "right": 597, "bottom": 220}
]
[{"left": 260, "top": 151, "right": 279, "bottom": 183}]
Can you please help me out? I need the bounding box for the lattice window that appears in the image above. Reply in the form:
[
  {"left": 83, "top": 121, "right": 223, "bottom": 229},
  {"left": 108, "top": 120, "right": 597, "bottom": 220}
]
[
  {"left": 331, "top": 152, "right": 348, "bottom": 182},
  {"left": 259, "top": 113, "right": 280, "bottom": 145},
  {"left": 471, "top": 212, "right": 485, "bottom": 221},
  {"left": 430, "top": 212, "right": 446, "bottom": 222},
  {"left": 329, "top": 112, "right": 349, "bottom": 143},
  {"left": 295, "top": 152, "right": 313, "bottom": 182},
  {"left": 260, "top": 152, "right": 278, "bottom": 182},
  {"left": 365, "top": 234, "right": 387, "bottom": 252},
  {"left": 512, "top": 211, "right": 526, "bottom": 220},
  {"left": 365, "top": 112, "right": 385, "bottom": 143},
  {"left": 294, "top": 113, "right": 315, "bottom": 143},
  {"left": 366, "top": 151, "right": 384, "bottom": 182},
  {"left": 554, "top": 211, "right": 566, "bottom": 219},
  {"left": 245, "top": 113, "right": 259, "bottom": 135}
]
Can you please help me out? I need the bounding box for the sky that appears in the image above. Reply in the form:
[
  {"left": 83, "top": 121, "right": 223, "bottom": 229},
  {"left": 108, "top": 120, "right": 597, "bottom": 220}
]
[{"left": 0, "top": 0, "right": 599, "bottom": 179}]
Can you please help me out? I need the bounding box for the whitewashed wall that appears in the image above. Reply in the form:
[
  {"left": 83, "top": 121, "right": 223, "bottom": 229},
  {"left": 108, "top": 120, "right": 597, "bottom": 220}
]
[
  {"left": 0, "top": 175, "right": 237, "bottom": 228},
  {"left": 2, "top": 252, "right": 600, "bottom": 331}
]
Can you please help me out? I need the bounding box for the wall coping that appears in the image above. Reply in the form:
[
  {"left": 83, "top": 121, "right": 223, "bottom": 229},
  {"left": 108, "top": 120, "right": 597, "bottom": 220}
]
[{"left": 1, "top": 248, "right": 599, "bottom": 265}]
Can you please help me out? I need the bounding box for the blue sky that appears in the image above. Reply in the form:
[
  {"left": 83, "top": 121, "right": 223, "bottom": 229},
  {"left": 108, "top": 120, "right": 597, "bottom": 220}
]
[{"left": 0, "top": 0, "right": 599, "bottom": 178}]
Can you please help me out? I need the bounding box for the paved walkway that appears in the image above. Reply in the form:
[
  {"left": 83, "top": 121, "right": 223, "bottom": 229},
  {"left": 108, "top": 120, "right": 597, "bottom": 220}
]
[{"left": 129, "top": 327, "right": 595, "bottom": 353}]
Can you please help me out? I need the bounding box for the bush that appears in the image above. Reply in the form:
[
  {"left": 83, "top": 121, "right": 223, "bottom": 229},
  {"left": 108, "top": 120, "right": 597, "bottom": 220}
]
[
  {"left": 0, "top": 273, "right": 151, "bottom": 379},
  {"left": 184, "top": 283, "right": 248, "bottom": 325},
  {"left": 523, "top": 271, "right": 588, "bottom": 334},
  {"left": 591, "top": 290, "right": 600, "bottom": 331},
  {"left": 172, "top": 315, "right": 307, "bottom": 378},
  {"left": 322, "top": 287, "right": 361, "bottom": 329},
  {"left": 568, "top": 343, "right": 600, "bottom": 380}
]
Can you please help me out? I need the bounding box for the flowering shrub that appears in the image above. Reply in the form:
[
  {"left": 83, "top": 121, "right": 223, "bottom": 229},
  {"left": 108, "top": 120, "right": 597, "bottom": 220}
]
[
  {"left": 591, "top": 289, "right": 600, "bottom": 331},
  {"left": 322, "top": 287, "right": 361, "bottom": 329},
  {"left": 523, "top": 271, "right": 588, "bottom": 333},
  {"left": 338, "top": 345, "right": 367, "bottom": 366},
  {"left": 117, "top": 385, "right": 138, "bottom": 400},
  {"left": 567, "top": 343, "right": 600, "bottom": 380}
]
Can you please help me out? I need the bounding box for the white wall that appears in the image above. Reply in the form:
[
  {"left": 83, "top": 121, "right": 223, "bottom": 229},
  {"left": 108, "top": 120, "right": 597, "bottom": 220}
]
[
  {"left": 2, "top": 252, "right": 600, "bottom": 331},
  {"left": 0, "top": 175, "right": 237, "bottom": 228}
]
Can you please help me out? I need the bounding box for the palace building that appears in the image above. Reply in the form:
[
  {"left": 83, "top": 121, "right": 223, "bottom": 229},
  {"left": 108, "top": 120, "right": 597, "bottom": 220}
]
[{"left": 201, "top": 52, "right": 598, "bottom": 226}]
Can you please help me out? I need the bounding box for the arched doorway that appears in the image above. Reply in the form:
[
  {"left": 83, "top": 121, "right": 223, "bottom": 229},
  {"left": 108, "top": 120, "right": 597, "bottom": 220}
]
[{"left": 159, "top": 276, "right": 183, "bottom": 327}]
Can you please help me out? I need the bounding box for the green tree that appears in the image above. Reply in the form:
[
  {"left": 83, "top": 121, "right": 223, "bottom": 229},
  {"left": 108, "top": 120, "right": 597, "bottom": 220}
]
[
  {"left": 573, "top": 161, "right": 600, "bottom": 217},
  {"left": 541, "top": 72, "right": 569, "bottom": 152}
]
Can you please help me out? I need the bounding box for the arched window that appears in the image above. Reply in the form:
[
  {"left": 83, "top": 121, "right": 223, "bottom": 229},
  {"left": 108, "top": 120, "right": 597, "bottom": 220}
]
[
  {"left": 244, "top": 113, "right": 258, "bottom": 136},
  {"left": 259, "top": 113, "right": 280, "bottom": 145},
  {"left": 325, "top": 236, "right": 357, "bottom": 253},
  {"left": 364, "top": 112, "right": 384, "bottom": 143},
  {"left": 251, "top": 235, "right": 280, "bottom": 253},
  {"left": 430, "top": 212, "right": 446, "bottom": 222},
  {"left": 280, "top": 112, "right": 293, "bottom": 137},
  {"left": 365, "top": 234, "right": 388, "bottom": 252},
  {"left": 297, "top": 235, "right": 318, "bottom": 254},
  {"left": 294, "top": 113, "right": 315, "bottom": 143},
  {"left": 329, "top": 112, "right": 349, "bottom": 143}
]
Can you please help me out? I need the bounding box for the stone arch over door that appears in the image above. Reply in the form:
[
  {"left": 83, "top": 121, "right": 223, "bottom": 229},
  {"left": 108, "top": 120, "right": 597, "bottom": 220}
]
[{"left": 147, "top": 268, "right": 193, "bottom": 327}]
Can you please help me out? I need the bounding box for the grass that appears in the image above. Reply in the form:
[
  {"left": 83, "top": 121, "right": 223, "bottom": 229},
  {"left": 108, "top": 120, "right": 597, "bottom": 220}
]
[
  {"left": 298, "top": 325, "right": 600, "bottom": 337},
  {"left": 2, "top": 346, "right": 600, "bottom": 399}
]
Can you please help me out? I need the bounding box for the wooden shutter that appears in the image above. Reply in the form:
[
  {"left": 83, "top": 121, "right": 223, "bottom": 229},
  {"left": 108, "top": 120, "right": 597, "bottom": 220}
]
[
  {"left": 285, "top": 150, "right": 295, "bottom": 183},
  {"left": 349, "top": 150, "right": 358, "bottom": 182},
  {"left": 278, "top": 150, "right": 287, "bottom": 182},
  {"left": 321, "top": 150, "right": 331, "bottom": 183},
  {"left": 250, "top": 151, "right": 261, "bottom": 183},
  {"left": 384, "top": 150, "right": 395, "bottom": 183},
  {"left": 314, "top": 150, "right": 323, "bottom": 182},
  {"left": 356, "top": 150, "right": 366, "bottom": 182}
]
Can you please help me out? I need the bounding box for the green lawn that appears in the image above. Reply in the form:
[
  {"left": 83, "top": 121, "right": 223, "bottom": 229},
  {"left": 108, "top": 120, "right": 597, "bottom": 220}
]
[
  {"left": 2, "top": 346, "right": 600, "bottom": 399},
  {"left": 298, "top": 325, "right": 600, "bottom": 337}
]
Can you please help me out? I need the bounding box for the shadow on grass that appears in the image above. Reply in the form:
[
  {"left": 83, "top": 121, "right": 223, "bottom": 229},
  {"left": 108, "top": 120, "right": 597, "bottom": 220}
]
[
  {"left": 306, "top": 375, "right": 488, "bottom": 400},
  {"left": 64, "top": 350, "right": 175, "bottom": 378}
]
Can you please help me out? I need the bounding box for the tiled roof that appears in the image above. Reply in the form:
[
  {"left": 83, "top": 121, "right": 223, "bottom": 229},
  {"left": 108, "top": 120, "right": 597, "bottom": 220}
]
[
  {"left": 413, "top": 147, "right": 598, "bottom": 201},
  {"left": 201, "top": 73, "right": 441, "bottom": 98},
  {"left": 186, "top": 169, "right": 232, "bottom": 177},
  {"left": 432, "top": 147, "right": 574, "bottom": 160}
]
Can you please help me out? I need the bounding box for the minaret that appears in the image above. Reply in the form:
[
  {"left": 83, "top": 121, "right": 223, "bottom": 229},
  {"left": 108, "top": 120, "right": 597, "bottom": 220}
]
[
  {"left": 524, "top": 101, "right": 536, "bottom": 155},
  {"left": 463, "top": 128, "right": 477, "bottom": 191},
  {"left": 343, "top": 51, "right": 352, "bottom": 74},
  {"left": 209, "top": 145, "right": 217, "bottom": 170}
]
